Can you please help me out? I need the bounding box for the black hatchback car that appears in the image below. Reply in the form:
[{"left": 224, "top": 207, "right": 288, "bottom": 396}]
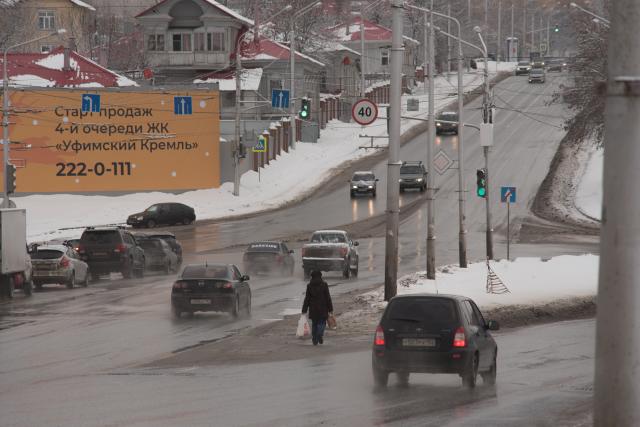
[
  {"left": 243, "top": 241, "right": 295, "bottom": 276},
  {"left": 171, "top": 263, "right": 251, "bottom": 318},
  {"left": 372, "top": 294, "right": 499, "bottom": 388},
  {"left": 127, "top": 203, "right": 196, "bottom": 228}
]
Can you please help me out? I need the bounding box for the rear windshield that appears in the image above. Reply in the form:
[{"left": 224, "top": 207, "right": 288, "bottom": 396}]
[
  {"left": 352, "top": 173, "right": 375, "bottom": 181},
  {"left": 400, "top": 166, "right": 423, "bottom": 174},
  {"left": 139, "top": 240, "right": 161, "bottom": 250},
  {"left": 247, "top": 242, "right": 280, "bottom": 253},
  {"left": 182, "top": 265, "right": 230, "bottom": 279},
  {"left": 30, "top": 249, "right": 64, "bottom": 260},
  {"left": 81, "top": 230, "right": 120, "bottom": 244},
  {"left": 385, "top": 298, "right": 458, "bottom": 329},
  {"left": 438, "top": 113, "right": 457, "bottom": 120},
  {"left": 310, "top": 233, "right": 346, "bottom": 244}
]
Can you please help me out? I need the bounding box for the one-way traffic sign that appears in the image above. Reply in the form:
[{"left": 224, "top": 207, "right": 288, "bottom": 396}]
[
  {"left": 271, "top": 89, "right": 290, "bottom": 109},
  {"left": 174, "top": 96, "right": 192, "bottom": 115}
]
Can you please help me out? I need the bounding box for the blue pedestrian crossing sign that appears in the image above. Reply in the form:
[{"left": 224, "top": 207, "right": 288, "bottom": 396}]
[
  {"left": 501, "top": 186, "right": 516, "bottom": 203},
  {"left": 253, "top": 135, "right": 267, "bottom": 153},
  {"left": 174, "top": 96, "right": 193, "bottom": 115},
  {"left": 81, "top": 94, "right": 100, "bottom": 113},
  {"left": 271, "top": 89, "right": 290, "bottom": 109}
]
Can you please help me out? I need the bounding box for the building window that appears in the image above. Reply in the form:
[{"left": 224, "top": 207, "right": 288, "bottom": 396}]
[
  {"left": 147, "top": 34, "right": 164, "bottom": 51},
  {"left": 194, "top": 33, "right": 206, "bottom": 51},
  {"left": 207, "top": 32, "right": 225, "bottom": 52},
  {"left": 381, "top": 50, "right": 389, "bottom": 66},
  {"left": 40, "top": 45, "right": 52, "bottom": 53},
  {"left": 172, "top": 33, "right": 192, "bottom": 52},
  {"left": 38, "top": 11, "right": 55, "bottom": 30}
]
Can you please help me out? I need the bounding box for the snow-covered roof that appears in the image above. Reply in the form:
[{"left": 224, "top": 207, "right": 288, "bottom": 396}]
[
  {"left": 327, "top": 17, "right": 419, "bottom": 45},
  {"left": 136, "top": 0, "right": 253, "bottom": 25},
  {"left": 240, "top": 35, "right": 325, "bottom": 68},
  {"left": 1, "top": 0, "right": 95, "bottom": 11},
  {"left": 194, "top": 67, "right": 263, "bottom": 91},
  {"left": 69, "top": 0, "right": 95, "bottom": 11},
  {"left": 0, "top": 47, "right": 137, "bottom": 88}
]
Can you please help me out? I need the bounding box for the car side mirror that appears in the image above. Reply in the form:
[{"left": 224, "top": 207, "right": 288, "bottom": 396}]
[
  {"left": 375, "top": 178, "right": 379, "bottom": 181},
  {"left": 486, "top": 320, "right": 500, "bottom": 331},
  {"left": 353, "top": 241, "right": 359, "bottom": 246},
  {"left": 241, "top": 275, "right": 250, "bottom": 281}
]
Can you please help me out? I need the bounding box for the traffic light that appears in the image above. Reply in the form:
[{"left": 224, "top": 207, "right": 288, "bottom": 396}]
[
  {"left": 6, "top": 163, "right": 16, "bottom": 194},
  {"left": 476, "top": 168, "right": 487, "bottom": 198},
  {"left": 299, "top": 98, "right": 310, "bottom": 120},
  {"left": 554, "top": 25, "right": 559, "bottom": 33}
]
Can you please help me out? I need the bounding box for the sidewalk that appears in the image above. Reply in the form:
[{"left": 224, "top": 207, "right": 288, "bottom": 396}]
[{"left": 21, "top": 63, "right": 515, "bottom": 243}]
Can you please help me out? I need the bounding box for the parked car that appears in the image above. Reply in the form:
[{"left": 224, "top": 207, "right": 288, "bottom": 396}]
[
  {"left": 171, "top": 263, "right": 251, "bottom": 318},
  {"left": 243, "top": 241, "right": 295, "bottom": 276},
  {"left": 127, "top": 203, "right": 196, "bottom": 228},
  {"left": 138, "top": 238, "right": 178, "bottom": 274},
  {"left": 77, "top": 227, "right": 146, "bottom": 280},
  {"left": 134, "top": 231, "right": 183, "bottom": 265},
  {"left": 30, "top": 244, "right": 90, "bottom": 289},
  {"left": 350, "top": 171, "right": 378, "bottom": 198},
  {"left": 372, "top": 294, "right": 499, "bottom": 388},
  {"left": 301, "top": 230, "right": 359, "bottom": 279},
  {"left": 528, "top": 68, "right": 546, "bottom": 83},
  {"left": 399, "top": 161, "right": 427, "bottom": 192},
  {"left": 515, "top": 60, "right": 531, "bottom": 75},
  {"left": 435, "top": 111, "right": 459, "bottom": 135}
]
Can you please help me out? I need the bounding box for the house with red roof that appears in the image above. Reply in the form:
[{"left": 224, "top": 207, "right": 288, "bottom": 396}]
[
  {"left": 326, "top": 16, "right": 420, "bottom": 88},
  {"left": 0, "top": 47, "right": 137, "bottom": 87}
]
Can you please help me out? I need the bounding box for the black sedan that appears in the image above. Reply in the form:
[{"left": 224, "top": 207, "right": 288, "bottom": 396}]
[
  {"left": 243, "top": 241, "right": 295, "bottom": 276},
  {"left": 171, "top": 263, "right": 251, "bottom": 318},
  {"left": 127, "top": 203, "right": 196, "bottom": 228},
  {"left": 372, "top": 294, "right": 499, "bottom": 388}
]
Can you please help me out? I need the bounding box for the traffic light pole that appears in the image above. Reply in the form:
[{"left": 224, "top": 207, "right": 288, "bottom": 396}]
[
  {"left": 426, "top": 1, "right": 436, "bottom": 280},
  {"left": 594, "top": 0, "right": 640, "bottom": 424}
]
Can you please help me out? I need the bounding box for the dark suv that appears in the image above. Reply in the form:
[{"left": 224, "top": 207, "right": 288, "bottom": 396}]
[
  {"left": 78, "top": 227, "right": 146, "bottom": 280},
  {"left": 399, "top": 161, "right": 427, "bottom": 192},
  {"left": 372, "top": 294, "right": 499, "bottom": 388},
  {"left": 127, "top": 203, "right": 196, "bottom": 228}
]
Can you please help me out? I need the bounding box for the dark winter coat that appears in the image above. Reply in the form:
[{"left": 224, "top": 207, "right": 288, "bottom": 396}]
[{"left": 302, "top": 277, "right": 333, "bottom": 321}]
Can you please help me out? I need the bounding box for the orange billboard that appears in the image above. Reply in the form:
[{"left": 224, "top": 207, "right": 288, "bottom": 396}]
[{"left": 3, "top": 88, "right": 220, "bottom": 193}]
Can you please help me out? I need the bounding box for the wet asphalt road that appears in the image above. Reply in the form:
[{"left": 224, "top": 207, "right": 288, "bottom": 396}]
[{"left": 0, "top": 73, "right": 599, "bottom": 426}]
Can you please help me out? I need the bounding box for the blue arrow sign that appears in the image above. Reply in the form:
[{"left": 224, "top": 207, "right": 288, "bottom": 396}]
[
  {"left": 174, "top": 96, "right": 192, "bottom": 115},
  {"left": 271, "top": 89, "right": 289, "bottom": 109},
  {"left": 501, "top": 186, "right": 516, "bottom": 203},
  {"left": 81, "top": 94, "right": 100, "bottom": 113}
]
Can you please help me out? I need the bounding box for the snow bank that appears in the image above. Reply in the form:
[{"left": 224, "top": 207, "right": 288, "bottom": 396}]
[
  {"left": 360, "top": 255, "right": 599, "bottom": 310},
  {"left": 575, "top": 147, "right": 603, "bottom": 220}
]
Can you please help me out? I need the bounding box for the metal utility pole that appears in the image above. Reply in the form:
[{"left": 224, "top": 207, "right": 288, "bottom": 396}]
[
  {"left": 523, "top": 1, "right": 527, "bottom": 56},
  {"left": 484, "top": 0, "right": 488, "bottom": 25},
  {"left": 360, "top": 7, "right": 366, "bottom": 98},
  {"left": 447, "top": 3, "right": 451, "bottom": 75},
  {"left": 511, "top": 2, "right": 514, "bottom": 38},
  {"left": 475, "top": 27, "right": 494, "bottom": 260},
  {"left": 531, "top": 13, "right": 535, "bottom": 51},
  {"left": 289, "top": 19, "right": 297, "bottom": 150},
  {"left": 594, "top": 0, "right": 640, "bottom": 425},
  {"left": 423, "top": 10, "right": 428, "bottom": 94},
  {"left": 468, "top": 0, "right": 471, "bottom": 22},
  {"left": 497, "top": 0, "right": 502, "bottom": 62},
  {"left": 233, "top": 44, "right": 242, "bottom": 196},
  {"left": 426, "top": 0, "right": 436, "bottom": 279},
  {"left": 546, "top": 14, "right": 550, "bottom": 54},
  {"left": 383, "top": 0, "right": 403, "bottom": 301},
  {"left": 409, "top": 4, "right": 467, "bottom": 269}
]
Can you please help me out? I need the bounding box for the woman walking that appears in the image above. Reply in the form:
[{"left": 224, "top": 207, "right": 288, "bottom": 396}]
[{"left": 302, "top": 270, "right": 333, "bottom": 345}]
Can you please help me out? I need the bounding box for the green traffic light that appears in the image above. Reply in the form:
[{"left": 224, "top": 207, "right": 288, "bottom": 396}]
[
  {"left": 477, "top": 187, "right": 486, "bottom": 197},
  {"left": 554, "top": 26, "right": 559, "bottom": 32}
]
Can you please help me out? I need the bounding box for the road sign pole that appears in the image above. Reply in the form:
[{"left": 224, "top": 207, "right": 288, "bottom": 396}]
[
  {"left": 426, "top": 0, "right": 436, "bottom": 280},
  {"left": 507, "top": 199, "right": 510, "bottom": 260}
]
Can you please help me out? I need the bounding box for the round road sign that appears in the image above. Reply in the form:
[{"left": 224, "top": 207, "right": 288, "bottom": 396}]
[{"left": 352, "top": 98, "right": 378, "bottom": 126}]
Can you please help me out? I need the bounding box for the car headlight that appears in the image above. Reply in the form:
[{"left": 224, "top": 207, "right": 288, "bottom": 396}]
[
  {"left": 416, "top": 178, "right": 423, "bottom": 182},
  {"left": 368, "top": 185, "right": 373, "bottom": 189},
  {"left": 398, "top": 179, "right": 403, "bottom": 183},
  {"left": 136, "top": 216, "right": 144, "bottom": 220},
  {"left": 352, "top": 185, "right": 357, "bottom": 189}
]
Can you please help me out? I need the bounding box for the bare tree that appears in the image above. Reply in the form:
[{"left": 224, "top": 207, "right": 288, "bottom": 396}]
[{"left": 0, "top": 2, "right": 30, "bottom": 51}]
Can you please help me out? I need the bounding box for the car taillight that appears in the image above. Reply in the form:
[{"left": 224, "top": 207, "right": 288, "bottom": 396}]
[
  {"left": 374, "top": 325, "right": 385, "bottom": 346},
  {"left": 59, "top": 256, "right": 70, "bottom": 268},
  {"left": 222, "top": 282, "right": 233, "bottom": 289},
  {"left": 453, "top": 326, "right": 466, "bottom": 348},
  {"left": 77, "top": 244, "right": 85, "bottom": 253},
  {"left": 340, "top": 247, "right": 348, "bottom": 257},
  {"left": 114, "top": 243, "right": 127, "bottom": 253},
  {"left": 172, "top": 280, "right": 188, "bottom": 289}
]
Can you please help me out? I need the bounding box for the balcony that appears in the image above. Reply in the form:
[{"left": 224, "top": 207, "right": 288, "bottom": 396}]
[{"left": 147, "top": 51, "right": 229, "bottom": 68}]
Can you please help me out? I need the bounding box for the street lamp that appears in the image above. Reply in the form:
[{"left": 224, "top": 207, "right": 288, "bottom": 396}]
[
  {"left": 2, "top": 28, "right": 66, "bottom": 207},
  {"left": 569, "top": 2, "right": 610, "bottom": 26},
  {"left": 289, "top": 1, "right": 322, "bottom": 150},
  {"left": 232, "top": 6, "right": 292, "bottom": 196}
]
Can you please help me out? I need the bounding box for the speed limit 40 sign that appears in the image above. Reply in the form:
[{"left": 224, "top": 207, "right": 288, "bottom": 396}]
[{"left": 352, "top": 99, "right": 378, "bottom": 126}]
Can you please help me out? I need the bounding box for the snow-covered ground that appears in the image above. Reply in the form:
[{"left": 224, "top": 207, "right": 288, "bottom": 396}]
[
  {"left": 359, "top": 254, "right": 598, "bottom": 311},
  {"left": 22, "top": 66, "right": 517, "bottom": 243},
  {"left": 575, "top": 146, "right": 603, "bottom": 220}
]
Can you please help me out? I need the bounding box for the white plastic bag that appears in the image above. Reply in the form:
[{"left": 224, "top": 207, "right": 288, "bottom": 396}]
[{"left": 296, "top": 313, "right": 310, "bottom": 339}]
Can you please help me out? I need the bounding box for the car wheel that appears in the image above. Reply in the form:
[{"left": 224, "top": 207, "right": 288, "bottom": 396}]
[
  {"left": 172, "top": 305, "right": 182, "bottom": 319},
  {"left": 182, "top": 217, "right": 190, "bottom": 225},
  {"left": 4, "top": 277, "right": 15, "bottom": 298},
  {"left": 342, "top": 264, "right": 350, "bottom": 279},
  {"left": 397, "top": 372, "right": 410, "bottom": 387},
  {"left": 23, "top": 278, "right": 33, "bottom": 297},
  {"left": 245, "top": 294, "right": 252, "bottom": 316},
  {"left": 462, "top": 354, "right": 479, "bottom": 388},
  {"left": 146, "top": 219, "right": 156, "bottom": 228},
  {"left": 350, "top": 191, "right": 356, "bottom": 199},
  {"left": 66, "top": 272, "right": 75, "bottom": 289},
  {"left": 231, "top": 296, "right": 240, "bottom": 318},
  {"left": 351, "top": 263, "right": 359, "bottom": 278},
  {"left": 90, "top": 271, "right": 100, "bottom": 283},
  {"left": 372, "top": 190, "right": 376, "bottom": 197},
  {"left": 122, "top": 261, "right": 133, "bottom": 279},
  {"left": 481, "top": 352, "right": 497, "bottom": 386},
  {"left": 82, "top": 271, "right": 90, "bottom": 287},
  {"left": 373, "top": 363, "right": 389, "bottom": 388},
  {"left": 420, "top": 184, "right": 426, "bottom": 192}
]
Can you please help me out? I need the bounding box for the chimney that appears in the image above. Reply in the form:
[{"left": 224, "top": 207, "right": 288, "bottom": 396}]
[{"left": 63, "top": 47, "right": 71, "bottom": 71}]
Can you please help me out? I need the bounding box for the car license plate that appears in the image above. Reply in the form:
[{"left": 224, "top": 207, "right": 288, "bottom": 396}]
[
  {"left": 92, "top": 252, "right": 107, "bottom": 257},
  {"left": 402, "top": 338, "right": 436, "bottom": 347},
  {"left": 190, "top": 299, "right": 211, "bottom": 305}
]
